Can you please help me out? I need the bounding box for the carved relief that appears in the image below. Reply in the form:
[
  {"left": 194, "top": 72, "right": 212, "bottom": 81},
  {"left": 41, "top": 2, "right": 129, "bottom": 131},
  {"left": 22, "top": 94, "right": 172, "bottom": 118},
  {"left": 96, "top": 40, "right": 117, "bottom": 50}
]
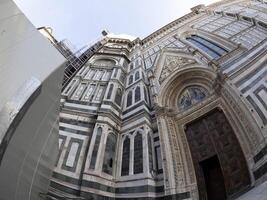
[
  {"left": 159, "top": 55, "right": 196, "bottom": 84},
  {"left": 166, "top": 117, "right": 185, "bottom": 187},
  {"left": 221, "top": 87, "right": 260, "bottom": 149},
  {"left": 156, "top": 116, "right": 171, "bottom": 190}
]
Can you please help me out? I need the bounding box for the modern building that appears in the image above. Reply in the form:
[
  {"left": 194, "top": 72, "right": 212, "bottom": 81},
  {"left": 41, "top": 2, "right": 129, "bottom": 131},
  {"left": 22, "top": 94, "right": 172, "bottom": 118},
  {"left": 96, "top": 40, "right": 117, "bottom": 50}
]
[
  {"left": 0, "top": 0, "right": 66, "bottom": 200},
  {"left": 6, "top": 0, "right": 266, "bottom": 199}
]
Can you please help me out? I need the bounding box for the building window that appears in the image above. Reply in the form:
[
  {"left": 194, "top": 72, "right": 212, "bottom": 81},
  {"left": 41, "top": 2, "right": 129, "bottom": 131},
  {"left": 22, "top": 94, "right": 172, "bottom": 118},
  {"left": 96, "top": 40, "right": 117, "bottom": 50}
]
[
  {"left": 144, "top": 86, "right": 148, "bottom": 103},
  {"left": 113, "top": 68, "right": 118, "bottom": 78},
  {"left": 134, "top": 132, "right": 143, "bottom": 174},
  {"left": 83, "top": 84, "right": 96, "bottom": 101},
  {"left": 121, "top": 136, "right": 130, "bottom": 176},
  {"left": 90, "top": 127, "right": 103, "bottom": 169},
  {"left": 94, "top": 70, "right": 104, "bottom": 80},
  {"left": 128, "top": 75, "right": 133, "bottom": 85},
  {"left": 134, "top": 86, "right": 141, "bottom": 103},
  {"left": 119, "top": 72, "right": 125, "bottom": 84},
  {"left": 135, "top": 71, "right": 140, "bottom": 81},
  {"left": 115, "top": 88, "right": 122, "bottom": 106},
  {"left": 95, "top": 86, "right": 104, "bottom": 101},
  {"left": 102, "top": 133, "right": 117, "bottom": 175},
  {"left": 130, "top": 63, "right": 134, "bottom": 70},
  {"left": 102, "top": 71, "right": 111, "bottom": 81},
  {"left": 135, "top": 59, "right": 139, "bottom": 67},
  {"left": 107, "top": 84, "right": 114, "bottom": 99},
  {"left": 186, "top": 35, "right": 228, "bottom": 59},
  {"left": 72, "top": 83, "right": 87, "bottom": 100},
  {"left": 126, "top": 91, "right": 133, "bottom": 107},
  {"left": 178, "top": 86, "right": 208, "bottom": 110},
  {"left": 155, "top": 146, "right": 163, "bottom": 172},
  {"left": 85, "top": 69, "right": 96, "bottom": 79},
  {"left": 148, "top": 133, "right": 153, "bottom": 171}
]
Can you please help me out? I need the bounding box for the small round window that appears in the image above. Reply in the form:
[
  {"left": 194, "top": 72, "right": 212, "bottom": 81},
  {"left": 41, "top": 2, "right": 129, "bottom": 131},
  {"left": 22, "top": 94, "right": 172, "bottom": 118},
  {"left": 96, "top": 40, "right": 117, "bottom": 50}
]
[{"left": 178, "top": 86, "right": 208, "bottom": 110}]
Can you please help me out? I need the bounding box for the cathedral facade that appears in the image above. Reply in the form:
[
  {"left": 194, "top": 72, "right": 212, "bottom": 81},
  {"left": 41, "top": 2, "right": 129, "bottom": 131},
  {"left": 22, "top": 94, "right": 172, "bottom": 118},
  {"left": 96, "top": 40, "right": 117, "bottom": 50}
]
[{"left": 49, "top": 0, "right": 267, "bottom": 199}]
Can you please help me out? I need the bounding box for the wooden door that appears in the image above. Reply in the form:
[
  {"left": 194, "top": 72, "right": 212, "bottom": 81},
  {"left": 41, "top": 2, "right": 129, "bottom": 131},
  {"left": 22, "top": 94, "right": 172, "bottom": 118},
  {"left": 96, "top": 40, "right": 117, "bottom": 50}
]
[
  {"left": 200, "top": 156, "right": 226, "bottom": 200},
  {"left": 185, "top": 109, "right": 250, "bottom": 199}
]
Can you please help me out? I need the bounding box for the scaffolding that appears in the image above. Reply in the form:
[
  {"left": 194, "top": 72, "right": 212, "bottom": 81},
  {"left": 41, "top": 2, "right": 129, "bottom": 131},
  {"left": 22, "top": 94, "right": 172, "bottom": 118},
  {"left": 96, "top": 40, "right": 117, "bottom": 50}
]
[
  {"left": 38, "top": 27, "right": 106, "bottom": 90},
  {"left": 57, "top": 39, "right": 105, "bottom": 89}
]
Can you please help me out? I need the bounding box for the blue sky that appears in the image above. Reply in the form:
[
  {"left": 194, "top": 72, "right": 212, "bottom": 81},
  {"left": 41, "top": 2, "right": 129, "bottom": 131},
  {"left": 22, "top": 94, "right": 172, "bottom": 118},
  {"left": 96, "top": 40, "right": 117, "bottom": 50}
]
[{"left": 13, "top": 0, "right": 219, "bottom": 49}]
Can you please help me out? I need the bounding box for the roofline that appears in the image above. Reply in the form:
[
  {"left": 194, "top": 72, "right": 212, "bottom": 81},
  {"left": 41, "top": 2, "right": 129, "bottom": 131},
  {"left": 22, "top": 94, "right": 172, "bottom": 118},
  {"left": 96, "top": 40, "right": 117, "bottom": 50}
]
[{"left": 141, "top": 0, "right": 234, "bottom": 45}]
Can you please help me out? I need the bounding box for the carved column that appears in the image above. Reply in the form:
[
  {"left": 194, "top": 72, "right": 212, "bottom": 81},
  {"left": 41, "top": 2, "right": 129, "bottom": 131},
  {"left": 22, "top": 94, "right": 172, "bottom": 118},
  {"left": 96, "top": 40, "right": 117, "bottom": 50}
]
[
  {"left": 155, "top": 110, "right": 176, "bottom": 195},
  {"left": 155, "top": 104, "right": 192, "bottom": 195}
]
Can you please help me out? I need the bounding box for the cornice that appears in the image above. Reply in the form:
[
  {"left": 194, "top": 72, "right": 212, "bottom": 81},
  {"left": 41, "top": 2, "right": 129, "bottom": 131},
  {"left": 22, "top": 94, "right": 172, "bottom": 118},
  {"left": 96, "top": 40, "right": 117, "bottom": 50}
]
[
  {"left": 141, "top": 11, "right": 199, "bottom": 45},
  {"left": 104, "top": 37, "right": 133, "bottom": 48}
]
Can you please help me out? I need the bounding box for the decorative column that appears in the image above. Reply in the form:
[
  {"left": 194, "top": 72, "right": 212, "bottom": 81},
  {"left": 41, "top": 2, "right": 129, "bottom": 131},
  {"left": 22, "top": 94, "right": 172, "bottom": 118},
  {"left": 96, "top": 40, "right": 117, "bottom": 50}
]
[{"left": 155, "top": 105, "right": 176, "bottom": 195}]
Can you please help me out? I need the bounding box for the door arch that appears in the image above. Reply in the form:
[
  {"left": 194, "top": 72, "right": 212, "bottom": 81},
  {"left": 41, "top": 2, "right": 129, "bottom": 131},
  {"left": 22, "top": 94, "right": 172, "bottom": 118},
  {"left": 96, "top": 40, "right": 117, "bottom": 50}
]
[{"left": 154, "top": 66, "right": 259, "bottom": 199}]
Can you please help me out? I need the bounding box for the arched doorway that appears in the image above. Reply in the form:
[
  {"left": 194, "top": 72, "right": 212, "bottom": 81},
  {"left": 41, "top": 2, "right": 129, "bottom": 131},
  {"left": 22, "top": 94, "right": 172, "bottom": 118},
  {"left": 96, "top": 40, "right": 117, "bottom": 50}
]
[
  {"left": 154, "top": 63, "right": 256, "bottom": 200},
  {"left": 185, "top": 108, "right": 250, "bottom": 200}
]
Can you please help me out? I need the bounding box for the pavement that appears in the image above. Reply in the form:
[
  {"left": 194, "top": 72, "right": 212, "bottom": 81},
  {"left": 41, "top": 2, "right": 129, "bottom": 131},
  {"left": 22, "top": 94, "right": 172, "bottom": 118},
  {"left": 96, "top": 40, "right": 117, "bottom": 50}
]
[{"left": 236, "top": 181, "right": 267, "bottom": 200}]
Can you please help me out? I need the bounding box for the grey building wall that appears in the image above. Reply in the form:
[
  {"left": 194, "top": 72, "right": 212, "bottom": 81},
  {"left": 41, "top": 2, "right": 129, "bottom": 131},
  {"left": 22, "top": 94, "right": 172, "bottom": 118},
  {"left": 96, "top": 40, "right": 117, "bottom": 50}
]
[{"left": 0, "top": 1, "right": 66, "bottom": 199}]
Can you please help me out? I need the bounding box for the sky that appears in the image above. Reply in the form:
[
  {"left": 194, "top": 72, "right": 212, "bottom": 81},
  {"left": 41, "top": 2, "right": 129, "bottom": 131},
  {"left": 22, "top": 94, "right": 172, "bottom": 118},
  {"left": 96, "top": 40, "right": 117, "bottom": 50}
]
[{"left": 13, "top": 0, "right": 219, "bottom": 50}]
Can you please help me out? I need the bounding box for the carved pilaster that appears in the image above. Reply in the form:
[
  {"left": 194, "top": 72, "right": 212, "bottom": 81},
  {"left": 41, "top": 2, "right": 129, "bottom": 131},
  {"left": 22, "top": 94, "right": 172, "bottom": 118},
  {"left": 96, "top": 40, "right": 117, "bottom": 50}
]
[
  {"left": 221, "top": 86, "right": 260, "bottom": 150},
  {"left": 156, "top": 115, "right": 176, "bottom": 194},
  {"left": 212, "top": 69, "right": 228, "bottom": 95},
  {"left": 166, "top": 118, "right": 185, "bottom": 189}
]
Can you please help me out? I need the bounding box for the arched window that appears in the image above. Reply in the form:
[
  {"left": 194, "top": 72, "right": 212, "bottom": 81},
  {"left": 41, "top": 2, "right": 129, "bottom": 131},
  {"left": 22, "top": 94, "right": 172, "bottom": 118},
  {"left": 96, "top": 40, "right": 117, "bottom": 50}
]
[
  {"left": 178, "top": 86, "right": 208, "bottom": 110},
  {"left": 90, "top": 127, "right": 103, "bottom": 169},
  {"left": 134, "top": 132, "right": 143, "bottom": 174},
  {"left": 135, "top": 71, "right": 140, "bottom": 81},
  {"left": 115, "top": 88, "right": 122, "bottom": 106},
  {"left": 107, "top": 84, "right": 114, "bottom": 99},
  {"left": 102, "top": 133, "right": 117, "bottom": 175},
  {"left": 126, "top": 91, "right": 132, "bottom": 107},
  {"left": 128, "top": 75, "right": 133, "bottom": 85},
  {"left": 121, "top": 136, "right": 130, "bottom": 176},
  {"left": 186, "top": 35, "right": 228, "bottom": 59},
  {"left": 134, "top": 86, "right": 141, "bottom": 103}
]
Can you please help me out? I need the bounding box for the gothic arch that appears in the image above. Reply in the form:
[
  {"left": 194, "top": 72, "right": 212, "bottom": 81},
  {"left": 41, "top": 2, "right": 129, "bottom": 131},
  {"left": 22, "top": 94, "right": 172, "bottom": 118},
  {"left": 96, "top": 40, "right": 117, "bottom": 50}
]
[
  {"left": 157, "top": 66, "right": 216, "bottom": 108},
  {"left": 154, "top": 65, "right": 262, "bottom": 198}
]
